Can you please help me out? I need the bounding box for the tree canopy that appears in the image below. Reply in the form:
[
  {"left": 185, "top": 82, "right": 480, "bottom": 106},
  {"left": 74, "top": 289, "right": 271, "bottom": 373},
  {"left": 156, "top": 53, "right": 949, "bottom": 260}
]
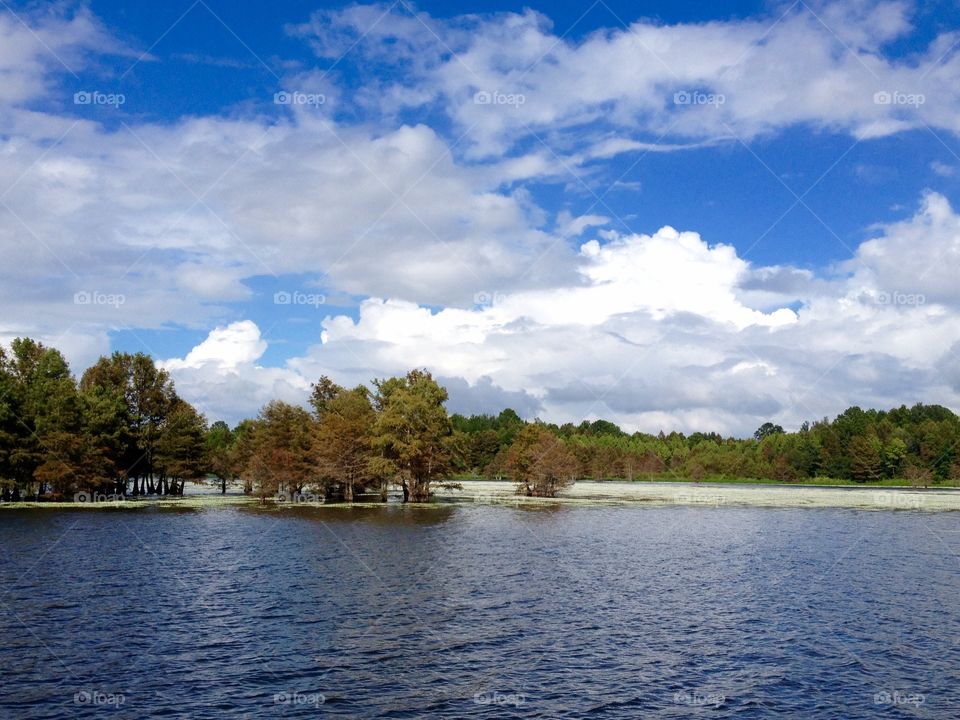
[
  {"left": 3, "top": 336, "right": 959, "bottom": 503},
  {"left": 1, "top": 342, "right": 209, "bottom": 500}
]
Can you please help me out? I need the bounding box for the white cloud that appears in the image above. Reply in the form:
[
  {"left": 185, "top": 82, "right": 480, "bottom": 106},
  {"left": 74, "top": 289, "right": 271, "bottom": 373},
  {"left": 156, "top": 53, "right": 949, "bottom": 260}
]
[
  {"left": 293, "top": 1, "right": 960, "bottom": 157},
  {"left": 4, "top": 2, "right": 960, "bottom": 437},
  {"left": 0, "top": 116, "right": 575, "bottom": 324},
  {"left": 930, "top": 160, "right": 956, "bottom": 177},
  {"left": 0, "top": 6, "right": 127, "bottom": 105},
  {"left": 163, "top": 320, "right": 267, "bottom": 371},
  {"left": 556, "top": 211, "right": 609, "bottom": 238},
  {"left": 847, "top": 191, "right": 960, "bottom": 307},
  {"left": 158, "top": 192, "right": 960, "bottom": 434},
  {"left": 159, "top": 321, "right": 309, "bottom": 423}
]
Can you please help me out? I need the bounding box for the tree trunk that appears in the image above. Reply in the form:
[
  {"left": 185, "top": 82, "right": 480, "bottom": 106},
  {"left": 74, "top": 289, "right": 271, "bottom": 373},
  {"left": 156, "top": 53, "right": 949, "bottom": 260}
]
[
  {"left": 221, "top": 477, "right": 226, "bottom": 495},
  {"left": 409, "top": 479, "right": 430, "bottom": 502},
  {"left": 344, "top": 481, "right": 354, "bottom": 503},
  {"left": 401, "top": 481, "right": 409, "bottom": 503}
]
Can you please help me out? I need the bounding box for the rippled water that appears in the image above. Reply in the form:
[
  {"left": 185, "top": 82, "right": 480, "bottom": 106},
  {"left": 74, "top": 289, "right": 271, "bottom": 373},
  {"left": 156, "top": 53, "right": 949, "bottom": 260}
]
[{"left": 1, "top": 504, "right": 958, "bottom": 718}]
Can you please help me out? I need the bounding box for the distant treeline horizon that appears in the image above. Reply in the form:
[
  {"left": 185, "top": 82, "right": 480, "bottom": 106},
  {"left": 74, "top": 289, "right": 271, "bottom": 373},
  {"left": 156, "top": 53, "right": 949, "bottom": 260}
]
[{"left": 2, "top": 336, "right": 958, "bottom": 503}]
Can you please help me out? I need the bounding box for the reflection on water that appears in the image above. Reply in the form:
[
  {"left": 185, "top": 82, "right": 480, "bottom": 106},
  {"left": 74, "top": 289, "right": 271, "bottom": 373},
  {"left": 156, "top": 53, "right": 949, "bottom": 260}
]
[
  {"left": 241, "top": 502, "right": 460, "bottom": 527},
  {"left": 0, "top": 505, "right": 957, "bottom": 718}
]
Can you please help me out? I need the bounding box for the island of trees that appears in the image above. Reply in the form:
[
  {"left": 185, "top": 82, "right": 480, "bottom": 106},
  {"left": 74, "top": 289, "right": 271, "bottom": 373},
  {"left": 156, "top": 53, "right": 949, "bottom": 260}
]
[{"left": 2, "top": 337, "right": 959, "bottom": 503}]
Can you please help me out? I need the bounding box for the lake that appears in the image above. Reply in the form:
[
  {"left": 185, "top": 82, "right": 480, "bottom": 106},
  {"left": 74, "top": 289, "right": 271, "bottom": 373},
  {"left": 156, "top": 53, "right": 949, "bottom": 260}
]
[{"left": 1, "top": 503, "right": 957, "bottom": 718}]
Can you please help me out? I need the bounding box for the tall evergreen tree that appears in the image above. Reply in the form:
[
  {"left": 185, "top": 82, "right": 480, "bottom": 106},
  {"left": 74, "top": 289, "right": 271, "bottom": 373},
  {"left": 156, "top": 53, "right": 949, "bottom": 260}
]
[
  {"left": 314, "top": 385, "right": 377, "bottom": 501},
  {"left": 372, "top": 370, "right": 454, "bottom": 502}
]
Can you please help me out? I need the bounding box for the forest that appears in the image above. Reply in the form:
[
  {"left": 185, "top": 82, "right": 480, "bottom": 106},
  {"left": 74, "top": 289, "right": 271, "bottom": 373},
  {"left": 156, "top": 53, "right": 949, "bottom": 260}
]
[{"left": 1, "top": 337, "right": 959, "bottom": 503}]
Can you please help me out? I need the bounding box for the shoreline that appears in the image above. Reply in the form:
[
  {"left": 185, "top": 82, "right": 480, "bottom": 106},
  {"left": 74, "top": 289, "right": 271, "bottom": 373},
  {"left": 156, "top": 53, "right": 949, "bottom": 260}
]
[
  {"left": 435, "top": 480, "right": 960, "bottom": 510},
  {"left": 2, "top": 480, "right": 959, "bottom": 511}
]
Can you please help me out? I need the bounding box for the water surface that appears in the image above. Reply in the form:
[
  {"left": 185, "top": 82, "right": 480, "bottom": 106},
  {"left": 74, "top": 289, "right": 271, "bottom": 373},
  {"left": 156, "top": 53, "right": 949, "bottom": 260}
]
[{"left": 0, "top": 504, "right": 957, "bottom": 718}]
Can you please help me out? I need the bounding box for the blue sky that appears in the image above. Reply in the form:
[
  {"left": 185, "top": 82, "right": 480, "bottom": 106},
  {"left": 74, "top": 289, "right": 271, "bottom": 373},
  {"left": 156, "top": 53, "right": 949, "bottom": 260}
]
[{"left": 3, "top": 0, "right": 960, "bottom": 435}]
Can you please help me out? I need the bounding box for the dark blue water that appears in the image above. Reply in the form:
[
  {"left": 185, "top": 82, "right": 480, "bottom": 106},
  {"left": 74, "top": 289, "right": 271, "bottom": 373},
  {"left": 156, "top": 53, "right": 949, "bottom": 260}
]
[{"left": 0, "top": 504, "right": 957, "bottom": 718}]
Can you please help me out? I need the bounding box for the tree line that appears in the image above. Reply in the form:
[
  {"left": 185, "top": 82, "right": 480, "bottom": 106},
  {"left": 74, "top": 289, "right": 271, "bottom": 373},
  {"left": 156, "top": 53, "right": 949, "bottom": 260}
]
[
  {"left": 2, "top": 337, "right": 958, "bottom": 502},
  {"left": 0, "top": 339, "right": 206, "bottom": 501},
  {"left": 467, "top": 408, "right": 960, "bottom": 486}
]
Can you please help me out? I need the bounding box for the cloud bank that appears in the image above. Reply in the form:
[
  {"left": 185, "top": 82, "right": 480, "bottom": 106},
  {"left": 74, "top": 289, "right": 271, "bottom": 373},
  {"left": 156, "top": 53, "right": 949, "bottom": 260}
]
[{"left": 1, "top": 1, "right": 959, "bottom": 435}]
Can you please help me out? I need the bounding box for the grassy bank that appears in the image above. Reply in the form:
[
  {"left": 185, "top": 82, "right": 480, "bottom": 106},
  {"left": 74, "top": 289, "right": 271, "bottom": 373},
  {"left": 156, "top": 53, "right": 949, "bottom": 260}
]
[
  {"left": 0, "top": 494, "right": 255, "bottom": 510},
  {"left": 437, "top": 480, "right": 960, "bottom": 510},
  {"left": 454, "top": 474, "right": 960, "bottom": 488},
  {"left": 4, "top": 478, "right": 960, "bottom": 511}
]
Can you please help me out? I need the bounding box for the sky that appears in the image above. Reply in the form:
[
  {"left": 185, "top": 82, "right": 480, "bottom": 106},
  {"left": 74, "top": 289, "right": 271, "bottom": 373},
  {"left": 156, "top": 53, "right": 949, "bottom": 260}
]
[{"left": 2, "top": 0, "right": 960, "bottom": 436}]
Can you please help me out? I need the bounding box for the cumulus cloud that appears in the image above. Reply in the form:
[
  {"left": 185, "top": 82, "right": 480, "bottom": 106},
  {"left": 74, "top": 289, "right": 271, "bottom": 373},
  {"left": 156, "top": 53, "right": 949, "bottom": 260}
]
[
  {"left": 0, "top": 115, "right": 581, "bottom": 343},
  {"left": 159, "top": 321, "right": 309, "bottom": 424},
  {"left": 162, "top": 321, "right": 267, "bottom": 371},
  {"left": 158, "top": 193, "right": 960, "bottom": 434},
  {"left": 848, "top": 191, "right": 960, "bottom": 307}
]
